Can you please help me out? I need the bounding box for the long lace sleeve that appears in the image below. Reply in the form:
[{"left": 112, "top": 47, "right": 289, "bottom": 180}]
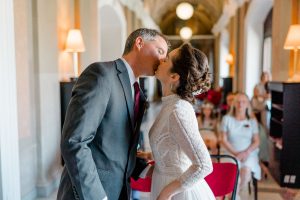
[{"left": 169, "top": 102, "right": 213, "bottom": 189}]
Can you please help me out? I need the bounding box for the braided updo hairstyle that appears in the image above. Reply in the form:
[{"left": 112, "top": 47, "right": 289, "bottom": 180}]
[{"left": 171, "top": 43, "right": 211, "bottom": 103}]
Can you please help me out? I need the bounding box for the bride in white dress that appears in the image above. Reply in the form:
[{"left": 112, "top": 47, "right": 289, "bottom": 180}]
[{"left": 148, "top": 43, "right": 215, "bottom": 200}]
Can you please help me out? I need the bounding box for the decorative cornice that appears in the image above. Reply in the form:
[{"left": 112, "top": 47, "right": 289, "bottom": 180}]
[
  {"left": 212, "top": 0, "right": 250, "bottom": 36},
  {"left": 119, "top": 0, "right": 160, "bottom": 31}
]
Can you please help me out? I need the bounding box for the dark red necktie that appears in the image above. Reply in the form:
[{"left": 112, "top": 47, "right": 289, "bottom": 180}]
[{"left": 133, "top": 81, "right": 140, "bottom": 124}]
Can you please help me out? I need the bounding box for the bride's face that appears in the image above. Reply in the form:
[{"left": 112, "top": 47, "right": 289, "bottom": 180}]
[{"left": 155, "top": 48, "right": 179, "bottom": 85}]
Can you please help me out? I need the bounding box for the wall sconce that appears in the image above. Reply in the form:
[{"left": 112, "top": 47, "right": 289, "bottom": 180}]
[
  {"left": 225, "top": 54, "right": 234, "bottom": 65},
  {"left": 284, "top": 24, "right": 300, "bottom": 82},
  {"left": 176, "top": 2, "right": 194, "bottom": 20},
  {"left": 65, "top": 29, "right": 85, "bottom": 79},
  {"left": 180, "top": 27, "right": 193, "bottom": 40}
]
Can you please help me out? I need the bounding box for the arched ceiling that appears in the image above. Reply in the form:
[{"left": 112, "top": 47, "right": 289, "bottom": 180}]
[{"left": 144, "top": 0, "right": 224, "bottom": 35}]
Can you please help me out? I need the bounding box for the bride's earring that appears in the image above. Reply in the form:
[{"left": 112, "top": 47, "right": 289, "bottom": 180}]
[{"left": 170, "top": 84, "right": 173, "bottom": 91}]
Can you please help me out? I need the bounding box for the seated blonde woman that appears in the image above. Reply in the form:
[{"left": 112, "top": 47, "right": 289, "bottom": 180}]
[
  {"left": 220, "top": 92, "right": 261, "bottom": 199},
  {"left": 197, "top": 102, "right": 219, "bottom": 154}
]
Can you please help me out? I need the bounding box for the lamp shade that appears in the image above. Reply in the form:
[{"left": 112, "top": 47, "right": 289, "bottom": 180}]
[
  {"left": 284, "top": 25, "right": 300, "bottom": 49},
  {"left": 225, "top": 54, "right": 234, "bottom": 65},
  {"left": 65, "top": 29, "right": 85, "bottom": 52}
]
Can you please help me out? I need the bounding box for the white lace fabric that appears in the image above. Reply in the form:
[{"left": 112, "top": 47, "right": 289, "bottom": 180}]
[{"left": 149, "top": 94, "right": 213, "bottom": 189}]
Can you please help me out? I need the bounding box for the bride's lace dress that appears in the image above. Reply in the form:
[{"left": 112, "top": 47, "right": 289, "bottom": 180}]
[{"left": 149, "top": 94, "right": 215, "bottom": 200}]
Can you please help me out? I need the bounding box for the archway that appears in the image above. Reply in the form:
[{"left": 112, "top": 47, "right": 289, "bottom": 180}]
[
  {"left": 99, "top": 1, "right": 126, "bottom": 61},
  {"left": 244, "top": 0, "right": 273, "bottom": 97}
]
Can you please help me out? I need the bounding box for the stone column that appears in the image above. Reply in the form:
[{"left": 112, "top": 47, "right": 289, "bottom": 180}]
[
  {"left": 80, "top": 0, "right": 99, "bottom": 70},
  {"left": 214, "top": 34, "right": 221, "bottom": 88},
  {"left": 0, "top": 0, "right": 21, "bottom": 199},
  {"left": 34, "top": 0, "right": 62, "bottom": 196},
  {"left": 229, "top": 16, "right": 238, "bottom": 91},
  {"left": 236, "top": 4, "right": 247, "bottom": 92}
]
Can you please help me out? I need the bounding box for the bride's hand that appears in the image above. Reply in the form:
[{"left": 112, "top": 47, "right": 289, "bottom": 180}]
[
  {"left": 156, "top": 190, "right": 172, "bottom": 200},
  {"left": 137, "top": 151, "right": 153, "bottom": 161},
  {"left": 156, "top": 179, "right": 181, "bottom": 200}
]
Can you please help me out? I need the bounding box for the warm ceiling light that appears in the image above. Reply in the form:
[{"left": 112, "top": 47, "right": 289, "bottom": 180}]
[
  {"left": 176, "top": 2, "right": 194, "bottom": 20},
  {"left": 180, "top": 27, "right": 193, "bottom": 40}
]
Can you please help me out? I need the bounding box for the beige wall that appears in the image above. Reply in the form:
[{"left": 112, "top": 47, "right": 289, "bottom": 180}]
[
  {"left": 272, "top": 0, "right": 292, "bottom": 81},
  {"left": 57, "top": 0, "right": 75, "bottom": 81},
  {"left": 14, "top": 0, "right": 38, "bottom": 198},
  {"left": 80, "top": 0, "right": 100, "bottom": 71}
]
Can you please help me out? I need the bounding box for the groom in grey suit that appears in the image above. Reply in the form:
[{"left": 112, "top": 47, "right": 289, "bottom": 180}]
[{"left": 57, "top": 28, "right": 169, "bottom": 200}]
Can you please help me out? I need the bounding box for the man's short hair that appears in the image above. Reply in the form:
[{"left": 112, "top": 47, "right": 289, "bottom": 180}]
[{"left": 123, "top": 28, "right": 170, "bottom": 55}]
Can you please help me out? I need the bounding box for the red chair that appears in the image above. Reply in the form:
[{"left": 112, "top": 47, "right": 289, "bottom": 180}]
[
  {"left": 130, "top": 176, "right": 152, "bottom": 192},
  {"left": 205, "top": 154, "right": 239, "bottom": 200},
  {"left": 130, "top": 160, "right": 155, "bottom": 192},
  {"left": 131, "top": 156, "right": 239, "bottom": 199}
]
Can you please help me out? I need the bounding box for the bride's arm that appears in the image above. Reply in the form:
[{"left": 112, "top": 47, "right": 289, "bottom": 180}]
[
  {"left": 158, "top": 104, "right": 213, "bottom": 199},
  {"left": 157, "top": 180, "right": 181, "bottom": 200}
]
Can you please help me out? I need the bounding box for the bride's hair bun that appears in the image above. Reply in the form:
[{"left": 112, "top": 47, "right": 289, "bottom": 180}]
[{"left": 171, "top": 43, "right": 211, "bottom": 103}]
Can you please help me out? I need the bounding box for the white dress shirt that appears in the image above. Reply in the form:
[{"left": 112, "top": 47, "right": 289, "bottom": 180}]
[{"left": 120, "top": 58, "right": 138, "bottom": 99}]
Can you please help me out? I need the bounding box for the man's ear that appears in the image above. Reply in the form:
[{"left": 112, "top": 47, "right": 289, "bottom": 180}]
[{"left": 135, "top": 36, "right": 144, "bottom": 50}]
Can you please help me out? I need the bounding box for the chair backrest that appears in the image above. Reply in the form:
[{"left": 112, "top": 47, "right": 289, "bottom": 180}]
[
  {"left": 205, "top": 154, "right": 239, "bottom": 200},
  {"left": 130, "top": 155, "right": 239, "bottom": 198}
]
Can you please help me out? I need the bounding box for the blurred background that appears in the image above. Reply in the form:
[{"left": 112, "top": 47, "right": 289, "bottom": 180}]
[{"left": 1, "top": 0, "right": 300, "bottom": 199}]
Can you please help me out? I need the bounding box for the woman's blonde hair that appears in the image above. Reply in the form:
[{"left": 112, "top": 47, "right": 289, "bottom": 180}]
[{"left": 228, "top": 92, "right": 255, "bottom": 119}]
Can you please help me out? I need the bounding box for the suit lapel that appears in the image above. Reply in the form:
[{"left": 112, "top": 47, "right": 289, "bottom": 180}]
[{"left": 115, "top": 59, "right": 134, "bottom": 130}]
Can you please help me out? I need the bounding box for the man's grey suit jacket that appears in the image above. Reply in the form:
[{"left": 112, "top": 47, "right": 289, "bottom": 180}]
[{"left": 57, "top": 59, "right": 147, "bottom": 200}]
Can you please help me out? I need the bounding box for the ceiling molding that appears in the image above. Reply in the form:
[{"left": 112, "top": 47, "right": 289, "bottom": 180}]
[
  {"left": 145, "top": 0, "right": 223, "bottom": 23},
  {"left": 119, "top": 0, "right": 160, "bottom": 30},
  {"left": 211, "top": 0, "right": 250, "bottom": 36}
]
